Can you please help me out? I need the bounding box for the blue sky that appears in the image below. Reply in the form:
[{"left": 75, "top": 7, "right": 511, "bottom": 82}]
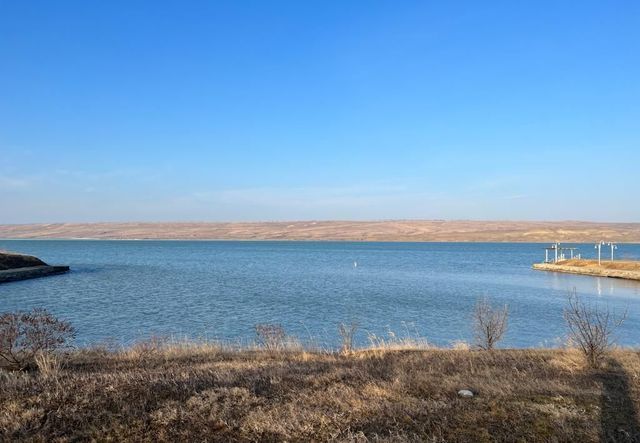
[{"left": 1, "top": 1, "right": 639, "bottom": 223}]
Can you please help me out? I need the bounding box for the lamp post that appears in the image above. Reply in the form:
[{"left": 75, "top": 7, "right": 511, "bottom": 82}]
[{"left": 607, "top": 242, "right": 617, "bottom": 261}]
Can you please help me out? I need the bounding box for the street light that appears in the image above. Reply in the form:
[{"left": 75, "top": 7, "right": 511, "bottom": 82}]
[{"left": 607, "top": 242, "right": 618, "bottom": 261}]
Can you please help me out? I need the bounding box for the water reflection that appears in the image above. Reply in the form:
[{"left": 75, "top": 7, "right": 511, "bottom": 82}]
[{"left": 546, "top": 271, "right": 640, "bottom": 298}]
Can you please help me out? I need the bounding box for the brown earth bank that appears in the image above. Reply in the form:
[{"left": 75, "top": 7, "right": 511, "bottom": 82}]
[
  {"left": 2, "top": 220, "right": 640, "bottom": 242},
  {"left": 2, "top": 346, "right": 640, "bottom": 442},
  {"left": 533, "top": 259, "right": 640, "bottom": 281},
  {"left": 555, "top": 259, "right": 640, "bottom": 272}
]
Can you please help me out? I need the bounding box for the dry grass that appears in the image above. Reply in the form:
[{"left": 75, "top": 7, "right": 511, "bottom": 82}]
[
  {"left": 2, "top": 345, "right": 640, "bottom": 442},
  {"left": 559, "top": 259, "right": 640, "bottom": 272},
  {"left": 32, "top": 352, "right": 62, "bottom": 379}
]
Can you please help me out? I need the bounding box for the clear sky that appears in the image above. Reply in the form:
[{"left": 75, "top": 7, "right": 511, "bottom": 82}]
[{"left": 1, "top": 1, "right": 639, "bottom": 223}]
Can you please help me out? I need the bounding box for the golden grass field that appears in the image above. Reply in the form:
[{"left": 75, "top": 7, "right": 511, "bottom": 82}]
[
  {"left": 2, "top": 220, "right": 640, "bottom": 242},
  {"left": 2, "top": 344, "right": 640, "bottom": 442},
  {"left": 558, "top": 259, "right": 640, "bottom": 272}
]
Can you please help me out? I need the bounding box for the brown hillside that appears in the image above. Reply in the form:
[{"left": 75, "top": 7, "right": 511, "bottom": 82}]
[{"left": 1, "top": 220, "right": 640, "bottom": 242}]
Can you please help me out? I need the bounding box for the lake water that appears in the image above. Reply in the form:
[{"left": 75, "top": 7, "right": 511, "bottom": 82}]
[{"left": 2, "top": 240, "right": 640, "bottom": 349}]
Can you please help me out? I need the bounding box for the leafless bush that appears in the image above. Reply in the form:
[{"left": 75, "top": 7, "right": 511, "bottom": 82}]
[
  {"left": 338, "top": 322, "right": 358, "bottom": 353},
  {"left": 564, "top": 289, "right": 626, "bottom": 367},
  {"left": 255, "top": 324, "right": 286, "bottom": 350},
  {"left": 0, "top": 308, "right": 75, "bottom": 370},
  {"left": 473, "top": 297, "right": 508, "bottom": 350}
]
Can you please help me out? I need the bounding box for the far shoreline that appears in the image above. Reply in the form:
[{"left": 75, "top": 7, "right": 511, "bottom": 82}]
[
  {"left": 3, "top": 237, "right": 640, "bottom": 245},
  {"left": 2, "top": 220, "right": 640, "bottom": 243}
]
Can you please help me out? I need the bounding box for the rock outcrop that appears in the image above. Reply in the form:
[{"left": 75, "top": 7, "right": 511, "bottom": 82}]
[{"left": 0, "top": 251, "right": 69, "bottom": 283}]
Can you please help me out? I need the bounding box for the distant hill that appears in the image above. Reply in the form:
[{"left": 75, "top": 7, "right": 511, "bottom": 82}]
[{"left": 1, "top": 220, "right": 640, "bottom": 242}]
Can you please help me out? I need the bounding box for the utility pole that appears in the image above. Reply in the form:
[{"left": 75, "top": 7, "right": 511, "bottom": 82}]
[
  {"left": 607, "top": 242, "right": 617, "bottom": 261},
  {"left": 595, "top": 241, "right": 604, "bottom": 266}
]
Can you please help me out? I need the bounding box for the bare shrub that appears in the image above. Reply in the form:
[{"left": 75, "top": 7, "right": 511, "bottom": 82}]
[
  {"left": 563, "top": 289, "right": 626, "bottom": 368},
  {"left": 255, "top": 324, "right": 286, "bottom": 351},
  {"left": 0, "top": 308, "right": 75, "bottom": 370},
  {"left": 338, "top": 322, "right": 358, "bottom": 353},
  {"left": 473, "top": 297, "right": 508, "bottom": 350}
]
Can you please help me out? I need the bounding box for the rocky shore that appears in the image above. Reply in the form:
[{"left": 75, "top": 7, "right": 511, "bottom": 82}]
[{"left": 0, "top": 251, "right": 69, "bottom": 283}]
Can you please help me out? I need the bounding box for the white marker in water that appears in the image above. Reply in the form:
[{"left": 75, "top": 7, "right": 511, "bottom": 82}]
[
  {"left": 353, "top": 261, "right": 358, "bottom": 268},
  {"left": 595, "top": 241, "right": 605, "bottom": 265}
]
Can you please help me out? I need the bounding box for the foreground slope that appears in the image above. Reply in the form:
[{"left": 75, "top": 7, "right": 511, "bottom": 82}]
[
  {"left": 2, "top": 220, "right": 640, "bottom": 242},
  {"left": 2, "top": 347, "right": 639, "bottom": 441}
]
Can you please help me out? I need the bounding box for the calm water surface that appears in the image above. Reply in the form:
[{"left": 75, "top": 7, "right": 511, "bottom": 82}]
[{"left": 2, "top": 240, "right": 640, "bottom": 348}]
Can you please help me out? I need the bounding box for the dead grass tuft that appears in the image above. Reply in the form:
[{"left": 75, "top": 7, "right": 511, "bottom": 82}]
[{"left": 33, "top": 351, "right": 62, "bottom": 378}]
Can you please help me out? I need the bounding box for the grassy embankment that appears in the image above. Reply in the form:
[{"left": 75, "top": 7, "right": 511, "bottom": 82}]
[
  {"left": 2, "top": 343, "right": 640, "bottom": 442},
  {"left": 533, "top": 259, "right": 640, "bottom": 281}
]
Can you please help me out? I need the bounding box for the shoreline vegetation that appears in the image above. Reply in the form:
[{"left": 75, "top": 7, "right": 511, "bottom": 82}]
[
  {"left": 533, "top": 259, "right": 640, "bottom": 282},
  {"left": 2, "top": 220, "right": 640, "bottom": 242},
  {"left": 1, "top": 296, "right": 635, "bottom": 442}
]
